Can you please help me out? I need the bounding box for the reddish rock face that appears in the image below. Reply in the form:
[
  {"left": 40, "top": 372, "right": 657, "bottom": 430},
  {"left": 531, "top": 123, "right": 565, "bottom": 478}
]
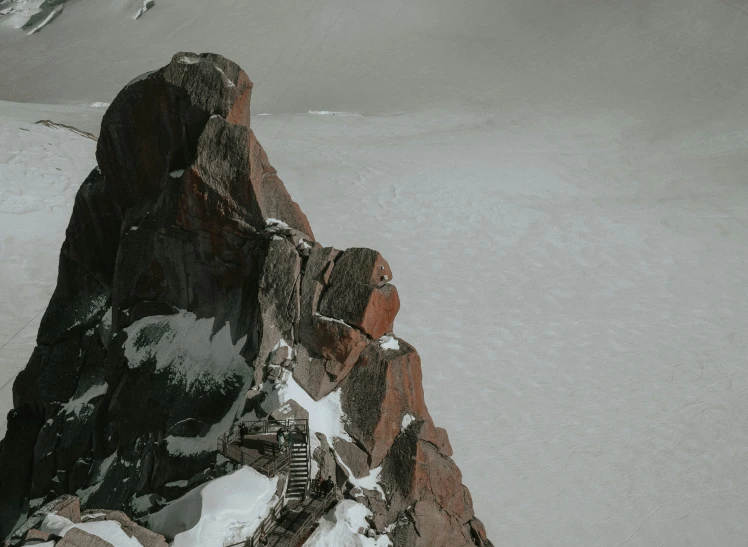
[
  {"left": 58, "top": 528, "right": 115, "bottom": 547},
  {"left": 340, "top": 341, "right": 430, "bottom": 468},
  {"left": 318, "top": 282, "right": 399, "bottom": 340}
]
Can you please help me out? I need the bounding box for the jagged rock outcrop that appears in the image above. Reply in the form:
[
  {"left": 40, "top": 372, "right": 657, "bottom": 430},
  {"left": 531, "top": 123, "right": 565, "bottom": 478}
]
[
  {"left": 3, "top": 495, "right": 167, "bottom": 547},
  {"left": 0, "top": 52, "right": 492, "bottom": 546}
]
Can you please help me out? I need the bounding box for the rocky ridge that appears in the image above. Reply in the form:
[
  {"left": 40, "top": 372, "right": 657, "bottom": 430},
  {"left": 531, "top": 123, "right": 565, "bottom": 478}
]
[{"left": 0, "top": 52, "right": 492, "bottom": 547}]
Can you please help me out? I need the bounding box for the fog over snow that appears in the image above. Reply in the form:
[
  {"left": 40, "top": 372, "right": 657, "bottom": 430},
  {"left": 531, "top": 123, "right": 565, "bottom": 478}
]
[{"left": 2, "top": 0, "right": 748, "bottom": 545}]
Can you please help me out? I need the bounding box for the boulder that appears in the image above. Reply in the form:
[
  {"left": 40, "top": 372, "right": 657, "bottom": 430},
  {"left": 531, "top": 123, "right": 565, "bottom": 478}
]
[
  {"left": 340, "top": 341, "right": 429, "bottom": 467},
  {"left": 318, "top": 282, "right": 399, "bottom": 340},
  {"left": 23, "top": 528, "right": 53, "bottom": 543},
  {"left": 307, "top": 317, "right": 368, "bottom": 381},
  {"left": 332, "top": 438, "right": 370, "bottom": 479},
  {"left": 326, "top": 248, "right": 393, "bottom": 287},
  {"left": 57, "top": 528, "right": 113, "bottom": 547},
  {"left": 269, "top": 399, "right": 309, "bottom": 423},
  {"left": 80, "top": 511, "right": 168, "bottom": 547},
  {"left": 292, "top": 346, "right": 338, "bottom": 401}
]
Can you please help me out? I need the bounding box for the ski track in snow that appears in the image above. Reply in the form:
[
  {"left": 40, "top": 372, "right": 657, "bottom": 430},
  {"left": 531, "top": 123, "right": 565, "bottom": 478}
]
[{"left": 1, "top": 106, "right": 748, "bottom": 545}]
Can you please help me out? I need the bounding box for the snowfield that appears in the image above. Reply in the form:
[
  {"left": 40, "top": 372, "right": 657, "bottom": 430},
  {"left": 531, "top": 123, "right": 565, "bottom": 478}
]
[{"left": 2, "top": 104, "right": 748, "bottom": 545}]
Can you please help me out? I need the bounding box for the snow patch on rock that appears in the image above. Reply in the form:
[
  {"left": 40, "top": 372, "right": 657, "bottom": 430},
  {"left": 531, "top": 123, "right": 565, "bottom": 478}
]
[
  {"left": 76, "top": 452, "right": 117, "bottom": 504},
  {"left": 123, "top": 311, "right": 247, "bottom": 395},
  {"left": 62, "top": 382, "right": 108, "bottom": 418},
  {"left": 303, "top": 500, "right": 391, "bottom": 546},
  {"left": 265, "top": 217, "right": 290, "bottom": 230},
  {"left": 41, "top": 514, "right": 143, "bottom": 547},
  {"left": 379, "top": 335, "right": 399, "bottom": 351},
  {"left": 401, "top": 413, "right": 415, "bottom": 431}
]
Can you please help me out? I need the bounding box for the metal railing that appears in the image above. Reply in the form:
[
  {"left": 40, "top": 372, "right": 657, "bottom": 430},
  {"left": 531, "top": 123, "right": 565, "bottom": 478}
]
[
  {"left": 223, "top": 495, "right": 285, "bottom": 547},
  {"left": 231, "top": 418, "right": 309, "bottom": 437},
  {"left": 217, "top": 419, "right": 309, "bottom": 479},
  {"left": 284, "top": 490, "right": 336, "bottom": 547},
  {"left": 217, "top": 436, "right": 290, "bottom": 477}
]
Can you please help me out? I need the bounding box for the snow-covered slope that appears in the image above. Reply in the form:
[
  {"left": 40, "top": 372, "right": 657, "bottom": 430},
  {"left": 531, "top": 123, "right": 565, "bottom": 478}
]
[
  {"left": 147, "top": 467, "right": 277, "bottom": 547},
  {"left": 0, "top": 115, "right": 96, "bottom": 436},
  {"left": 1, "top": 0, "right": 748, "bottom": 124},
  {"left": 0, "top": 0, "right": 153, "bottom": 31},
  {"left": 3, "top": 100, "right": 748, "bottom": 544}
]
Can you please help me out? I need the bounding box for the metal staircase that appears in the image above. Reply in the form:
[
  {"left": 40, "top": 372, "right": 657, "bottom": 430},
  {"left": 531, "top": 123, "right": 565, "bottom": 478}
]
[{"left": 285, "top": 426, "right": 311, "bottom": 500}]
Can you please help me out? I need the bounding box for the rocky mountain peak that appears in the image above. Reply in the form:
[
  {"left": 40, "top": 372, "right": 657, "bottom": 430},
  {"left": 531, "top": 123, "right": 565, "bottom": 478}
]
[{"left": 0, "top": 52, "right": 492, "bottom": 547}]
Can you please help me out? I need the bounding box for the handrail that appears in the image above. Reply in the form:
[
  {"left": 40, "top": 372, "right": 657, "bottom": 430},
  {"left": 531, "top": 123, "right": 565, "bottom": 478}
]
[
  {"left": 284, "top": 490, "right": 336, "bottom": 547},
  {"left": 230, "top": 419, "right": 309, "bottom": 437},
  {"left": 216, "top": 436, "right": 290, "bottom": 478},
  {"left": 223, "top": 495, "right": 285, "bottom": 547}
]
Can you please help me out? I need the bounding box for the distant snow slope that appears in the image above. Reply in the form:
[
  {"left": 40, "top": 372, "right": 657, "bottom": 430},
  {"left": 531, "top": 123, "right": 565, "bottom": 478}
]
[
  {"left": 3, "top": 102, "right": 748, "bottom": 546},
  {"left": 0, "top": 114, "right": 96, "bottom": 436},
  {"left": 0, "top": 0, "right": 152, "bottom": 31}
]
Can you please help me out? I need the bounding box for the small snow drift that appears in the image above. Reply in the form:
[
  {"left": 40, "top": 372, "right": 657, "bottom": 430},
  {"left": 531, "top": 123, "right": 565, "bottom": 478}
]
[
  {"left": 148, "top": 467, "right": 277, "bottom": 547},
  {"left": 40, "top": 515, "right": 143, "bottom": 547},
  {"left": 303, "top": 500, "right": 390, "bottom": 547}
]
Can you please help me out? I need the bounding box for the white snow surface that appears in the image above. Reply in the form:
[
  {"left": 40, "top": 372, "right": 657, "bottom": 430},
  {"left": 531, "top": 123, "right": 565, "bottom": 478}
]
[
  {"left": 1, "top": 102, "right": 748, "bottom": 544},
  {"left": 303, "top": 501, "right": 391, "bottom": 547},
  {"left": 378, "top": 335, "right": 399, "bottom": 351},
  {"left": 147, "top": 467, "right": 277, "bottom": 547},
  {"left": 0, "top": 115, "right": 96, "bottom": 436},
  {"left": 40, "top": 514, "right": 143, "bottom": 547},
  {"left": 273, "top": 371, "right": 352, "bottom": 462},
  {"left": 61, "top": 382, "right": 108, "bottom": 418}
]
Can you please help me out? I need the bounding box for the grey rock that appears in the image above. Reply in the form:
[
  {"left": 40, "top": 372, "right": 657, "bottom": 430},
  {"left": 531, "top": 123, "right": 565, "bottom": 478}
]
[
  {"left": 332, "top": 438, "right": 369, "bottom": 479},
  {"left": 327, "top": 248, "right": 393, "bottom": 288},
  {"left": 292, "top": 346, "right": 337, "bottom": 401},
  {"left": 80, "top": 510, "right": 168, "bottom": 547},
  {"left": 57, "top": 527, "right": 114, "bottom": 547}
]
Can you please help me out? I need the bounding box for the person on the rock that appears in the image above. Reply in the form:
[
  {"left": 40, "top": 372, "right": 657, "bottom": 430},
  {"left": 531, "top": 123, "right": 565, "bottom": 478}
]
[
  {"left": 276, "top": 427, "right": 286, "bottom": 452},
  {"left": 321, "top": 475, "right": 334, "bottom": 495},
  {"left": 238, "top": 423, "right": 247, "bottom": 446},
  {"left": 314, "top": 470, "right": 324, "bottom": 497}
]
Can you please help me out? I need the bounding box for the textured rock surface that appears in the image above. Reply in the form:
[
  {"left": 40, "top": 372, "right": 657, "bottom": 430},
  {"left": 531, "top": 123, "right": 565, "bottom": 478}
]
[
  {"left": 57, "top": 528, "right": 113, "bottom": 547},
  {"left": 80, "top": 511, "right": 168, "bottom": 547},
  {"left": 0, "top": 53, "right": 492, "bottom": 546}
]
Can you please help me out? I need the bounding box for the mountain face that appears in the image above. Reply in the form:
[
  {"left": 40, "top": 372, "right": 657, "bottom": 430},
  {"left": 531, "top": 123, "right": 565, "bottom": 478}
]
[{"left": 0, "top": 52, "right": 492, "bottom": 546}]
